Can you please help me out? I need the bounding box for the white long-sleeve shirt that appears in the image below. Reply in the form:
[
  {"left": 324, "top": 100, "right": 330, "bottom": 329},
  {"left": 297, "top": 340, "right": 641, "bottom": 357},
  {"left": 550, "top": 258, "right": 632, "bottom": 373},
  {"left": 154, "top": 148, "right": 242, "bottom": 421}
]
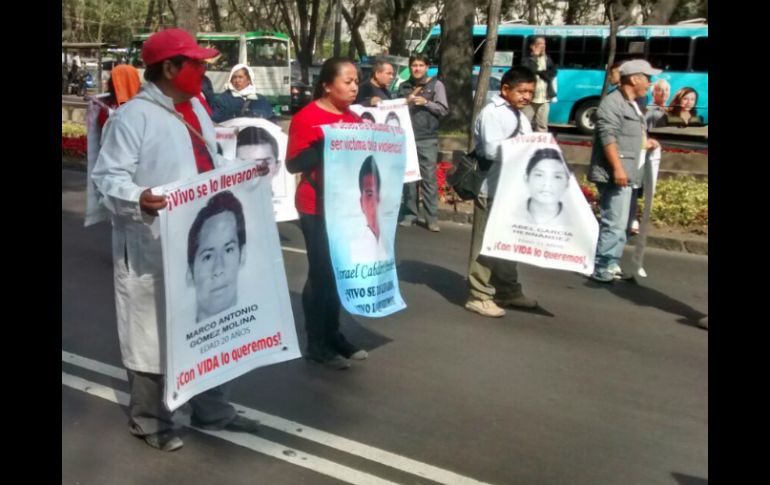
[{"left": 473, "top": 94, "right": 533, "bottom": 198}]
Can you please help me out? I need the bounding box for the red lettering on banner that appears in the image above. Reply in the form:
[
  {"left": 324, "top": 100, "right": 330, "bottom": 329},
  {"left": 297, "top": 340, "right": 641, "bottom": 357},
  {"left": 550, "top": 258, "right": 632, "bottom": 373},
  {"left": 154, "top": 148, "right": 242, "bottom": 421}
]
[
  {"left": 196, "top": 356, "right": 220, "bottom": 376},
  {"left": 229, "top": 332, "right": 285, "bottom": 362},
  {"left": 176, "top": 368, "right": 196, "bottom": 390},
  {"left": 513, "top": 244, "right": 533, "bottom": 255}
]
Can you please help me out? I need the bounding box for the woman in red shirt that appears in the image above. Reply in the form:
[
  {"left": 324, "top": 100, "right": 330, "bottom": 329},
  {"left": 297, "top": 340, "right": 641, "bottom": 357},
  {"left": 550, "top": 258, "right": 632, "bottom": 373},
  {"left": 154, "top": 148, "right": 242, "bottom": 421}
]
[{"left": 286, "top": 57, "right": 365, "bottom": 370}]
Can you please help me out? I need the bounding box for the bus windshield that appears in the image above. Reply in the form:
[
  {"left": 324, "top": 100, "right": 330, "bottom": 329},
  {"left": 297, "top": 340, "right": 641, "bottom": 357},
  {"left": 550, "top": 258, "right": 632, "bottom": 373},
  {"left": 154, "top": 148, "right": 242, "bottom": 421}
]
[{"left": 248, "top": 38, "right": 289, "bottom": 67}]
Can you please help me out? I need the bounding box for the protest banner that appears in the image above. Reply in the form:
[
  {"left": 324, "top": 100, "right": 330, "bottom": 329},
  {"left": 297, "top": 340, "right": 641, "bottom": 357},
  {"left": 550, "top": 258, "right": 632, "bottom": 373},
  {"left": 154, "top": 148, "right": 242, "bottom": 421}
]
[{"left": 322, "top": 122, "right": 408, "bottom": 317}]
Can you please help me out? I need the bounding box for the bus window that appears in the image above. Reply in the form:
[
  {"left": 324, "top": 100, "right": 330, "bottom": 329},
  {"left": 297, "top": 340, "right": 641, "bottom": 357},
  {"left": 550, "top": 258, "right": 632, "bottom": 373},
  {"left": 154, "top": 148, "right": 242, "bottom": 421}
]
[
  {"left": 525, "top": 35, "right": 563, "bottom": 65},
  {"left": 613, "top": 36, "right": 646, "bottom": 63},
  {"left": 648, "top": 37, "right": 691, "bottom": 72},
  {"left": 248, "top": 38, "right": 289, "bottom": 67},
  {"left": 692, "top": 37, "right": 708, "bottom": 72},
  {"left": 563, "top": 36, "right": 604, "bottom": 69},
  {"left": 198, "top": 40, "right": 239, "bottom": 71},
  {"left": 472, "top": 36, "right": 486, "bottom": 65},
  {"left": 496, "top": 35, "right": 524, "bottom": 65}
]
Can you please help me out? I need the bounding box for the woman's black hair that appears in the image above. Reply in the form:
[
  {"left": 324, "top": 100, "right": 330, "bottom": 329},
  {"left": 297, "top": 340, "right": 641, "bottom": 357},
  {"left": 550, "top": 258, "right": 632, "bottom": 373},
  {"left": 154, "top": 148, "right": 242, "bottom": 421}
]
[{"left": 313, "top": 56, "right": 357, "bottom": 100}]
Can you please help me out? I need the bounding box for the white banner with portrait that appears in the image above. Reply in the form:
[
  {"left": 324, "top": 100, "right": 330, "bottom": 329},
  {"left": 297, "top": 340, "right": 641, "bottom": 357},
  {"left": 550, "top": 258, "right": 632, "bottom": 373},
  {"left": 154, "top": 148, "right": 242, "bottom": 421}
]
[
  {"left": 630, "top": 147, "right": 662, "bottom": 278},
  {"left": 84, "top": 94, "right": 111, "bottom": 226},
  {"left": 480, "top": 133, "right": 599, "bottom": 275},
  {"left": 215, "top": 118, "right": 298, "bottom": 222},
  {"left": 322, "top": 123, "right": 408, "bottom": 317},
  {"left": 156, "top": 162, "right": 301, "bottom": 411},
  {"left": 350, "top": 99, "right": 421, "bottom": 183}
]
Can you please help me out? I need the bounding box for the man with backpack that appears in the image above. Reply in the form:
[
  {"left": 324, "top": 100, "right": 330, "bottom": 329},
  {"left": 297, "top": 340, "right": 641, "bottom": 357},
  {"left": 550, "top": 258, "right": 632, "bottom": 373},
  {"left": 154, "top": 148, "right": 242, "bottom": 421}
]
[{"left": 464, "top": 67, "right": 539, "bottom": 318}]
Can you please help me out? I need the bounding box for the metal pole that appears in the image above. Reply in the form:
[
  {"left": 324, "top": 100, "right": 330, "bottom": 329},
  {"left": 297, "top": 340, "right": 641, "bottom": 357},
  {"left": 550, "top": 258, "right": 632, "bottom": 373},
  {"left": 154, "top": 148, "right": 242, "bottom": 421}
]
[
  {"left": 333, "top": 0, "right": 342, "bottom": 57},
  {"left": 97, "top": 46, "right": 103, "bottom": 94}
]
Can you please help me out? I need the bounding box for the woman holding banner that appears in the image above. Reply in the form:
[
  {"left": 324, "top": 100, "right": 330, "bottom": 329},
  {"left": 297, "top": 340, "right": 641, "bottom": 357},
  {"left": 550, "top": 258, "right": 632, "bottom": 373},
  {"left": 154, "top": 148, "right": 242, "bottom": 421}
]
[{"left": 286, "top": 57, "right": 367, "bottom": 370}]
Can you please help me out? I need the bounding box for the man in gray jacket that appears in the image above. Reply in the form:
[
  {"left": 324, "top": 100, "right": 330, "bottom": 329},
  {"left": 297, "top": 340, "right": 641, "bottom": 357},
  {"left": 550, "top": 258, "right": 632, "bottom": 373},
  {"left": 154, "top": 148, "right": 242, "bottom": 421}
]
[
  {"left": 397, "top": 54, "right": 449, "bottom": 232},
  {"left": 588, "top": 59, "right": 661, "bottom": 282}
]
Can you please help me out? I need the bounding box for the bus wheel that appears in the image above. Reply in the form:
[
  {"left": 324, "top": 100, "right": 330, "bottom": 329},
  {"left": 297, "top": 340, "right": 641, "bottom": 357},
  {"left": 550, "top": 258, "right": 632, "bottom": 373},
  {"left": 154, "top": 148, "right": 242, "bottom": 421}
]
[{"left": 575, "top": 99, "right": 600, "bottom": 135}]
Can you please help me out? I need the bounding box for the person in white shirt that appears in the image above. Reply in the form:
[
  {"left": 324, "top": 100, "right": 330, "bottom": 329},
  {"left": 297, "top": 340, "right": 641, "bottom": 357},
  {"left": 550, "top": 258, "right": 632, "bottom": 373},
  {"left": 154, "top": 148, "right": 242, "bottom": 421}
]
[
  {"left": 465, "top": 67, "right": 539, "bottom": 318},
  {"left": 91, "top": 28, "right": 260, "bottom": 452}
]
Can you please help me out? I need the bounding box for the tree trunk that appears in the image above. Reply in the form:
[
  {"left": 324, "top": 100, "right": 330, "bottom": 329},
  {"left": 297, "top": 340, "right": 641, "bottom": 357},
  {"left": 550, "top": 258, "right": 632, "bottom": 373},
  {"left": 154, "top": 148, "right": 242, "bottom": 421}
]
[
  {"left": 330, "top": 0, "right": 339, "bottom": 56},
  {"left": 602, "top": 0, "right": 639, "bottom": 98},
  {"left": 167, "top": 0, "right": 179, "bottom": 25},
  {"left": 341, "top": 2, "right": 369, "bottom": 59},
  {"left": 527, "top": 0, "right": 537, "bottom": 24},
  {"left": 276, "top": 0, "right": 301, "bottom": 59},
  {"left": 601, "top": 2, "right": 617, "bottom": 98},
  {"left": 144, "top": 0, "right": 156, "bottom": 31},
  {"left": 157, "top": 0, "right": 165, "bottom": 29},
  {"left": 470, "top": 0, "right": 503, "bottom": 150},
  {"left": 209, "top": 0, "right": 223, "bottom": 31},
  {"left": 440, "top": 0, "right": 474, "bottom": 132},
  {"left": 76, "top": 0, "right": 86, "bottom": 41},
  {"left": 389, "top": 0, "right": 416, "bottom": 57},
  {"left": 97, "top": 0, "right": 106, "bottom": 43},
  {"left": 565, "top": 0, "right": 579, "bottom": 24},
  {"left": 174, "top": 0, "right": 197, "bottom": 34},
  {"left": 273, "top": 0, "right": 322, "bottom": 83},
  {"left": 316, "top": 1, "right": 334, "bottom": 60},
  {"left": 644, "top": 0, "right": 680, "bottom": 24}
]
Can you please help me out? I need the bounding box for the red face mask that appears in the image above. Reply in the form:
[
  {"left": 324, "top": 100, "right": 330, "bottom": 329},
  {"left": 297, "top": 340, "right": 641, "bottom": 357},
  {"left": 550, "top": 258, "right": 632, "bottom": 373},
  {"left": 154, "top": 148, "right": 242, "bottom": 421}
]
[{"left": 172, "top": 60, "right": 205, "bottom": 95}]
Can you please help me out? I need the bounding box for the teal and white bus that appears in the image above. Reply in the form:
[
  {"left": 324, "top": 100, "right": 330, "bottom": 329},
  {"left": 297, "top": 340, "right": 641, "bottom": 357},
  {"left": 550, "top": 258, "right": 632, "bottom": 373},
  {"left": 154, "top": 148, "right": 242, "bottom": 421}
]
[
  {"left": 410, "top": 22, "right": 708, "bottom": 133},
  {"left": 129, "top": 31, "right": 292, "bottom": 114}
]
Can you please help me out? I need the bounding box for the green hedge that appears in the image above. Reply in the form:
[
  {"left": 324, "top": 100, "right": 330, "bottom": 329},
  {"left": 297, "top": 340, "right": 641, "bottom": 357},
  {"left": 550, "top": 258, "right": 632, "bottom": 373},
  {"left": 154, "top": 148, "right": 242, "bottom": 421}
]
[{"left": 580, "top": 175, "right": 708, "bottom": 232}]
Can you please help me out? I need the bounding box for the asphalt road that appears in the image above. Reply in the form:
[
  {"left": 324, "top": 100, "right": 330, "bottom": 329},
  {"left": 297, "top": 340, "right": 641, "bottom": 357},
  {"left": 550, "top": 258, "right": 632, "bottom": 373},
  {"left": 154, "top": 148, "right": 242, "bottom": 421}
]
[{"left": 62, "top": 168, "right": 707, "bottom": 485}]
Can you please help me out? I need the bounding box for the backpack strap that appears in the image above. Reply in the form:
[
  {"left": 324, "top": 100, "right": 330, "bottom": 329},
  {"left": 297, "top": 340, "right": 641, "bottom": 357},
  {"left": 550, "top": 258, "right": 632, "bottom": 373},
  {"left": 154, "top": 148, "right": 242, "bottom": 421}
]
[{"left": 511, "top": 108, "right": 522, "bottom": 137}]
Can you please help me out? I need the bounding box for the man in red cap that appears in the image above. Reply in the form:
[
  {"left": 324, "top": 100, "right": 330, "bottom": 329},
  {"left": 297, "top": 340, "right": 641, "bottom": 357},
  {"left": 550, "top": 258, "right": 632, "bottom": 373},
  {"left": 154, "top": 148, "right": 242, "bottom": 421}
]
[{"left": 92, "top": 28, "right": 261, "bottom": 452}]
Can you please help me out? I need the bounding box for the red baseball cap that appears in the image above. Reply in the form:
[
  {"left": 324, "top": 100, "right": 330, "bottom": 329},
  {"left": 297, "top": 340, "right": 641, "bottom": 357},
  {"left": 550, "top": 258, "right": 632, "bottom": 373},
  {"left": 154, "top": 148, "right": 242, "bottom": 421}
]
[{"left": 141, "top": 28, "right": 219, "bottom": 66}]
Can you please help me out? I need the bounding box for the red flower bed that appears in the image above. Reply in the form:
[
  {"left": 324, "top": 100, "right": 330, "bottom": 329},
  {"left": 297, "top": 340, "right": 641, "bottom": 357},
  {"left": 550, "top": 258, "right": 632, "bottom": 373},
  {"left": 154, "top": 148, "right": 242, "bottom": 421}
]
[
  {"left": 437, "top": 161, "right": 453, "bottom": 199},
  {"left": 62, "top": 136, "right": 87, "bottom": 158}
]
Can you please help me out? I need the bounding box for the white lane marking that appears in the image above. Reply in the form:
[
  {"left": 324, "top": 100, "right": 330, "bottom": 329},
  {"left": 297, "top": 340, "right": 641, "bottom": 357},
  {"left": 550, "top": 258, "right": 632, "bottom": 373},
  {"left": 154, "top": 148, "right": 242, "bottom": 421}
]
[
  {"left": 62, "top": 350, "right": 494, "bottom": 485},
  {"left": 62, "top": 372, "right": 399, "bottom": 485},
  {"left": 281, "top": 246, "right": 307, "bottom": 254}
]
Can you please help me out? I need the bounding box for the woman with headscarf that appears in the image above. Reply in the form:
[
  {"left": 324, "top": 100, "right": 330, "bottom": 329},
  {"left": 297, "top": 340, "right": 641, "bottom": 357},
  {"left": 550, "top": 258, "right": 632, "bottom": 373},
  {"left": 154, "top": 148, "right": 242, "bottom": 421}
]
[
  {"left": 96, "top": 65, "right": 142, "bottom": 128},
  {"left": 211, "top": 64, "right": 275, "bottom": 123}
]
